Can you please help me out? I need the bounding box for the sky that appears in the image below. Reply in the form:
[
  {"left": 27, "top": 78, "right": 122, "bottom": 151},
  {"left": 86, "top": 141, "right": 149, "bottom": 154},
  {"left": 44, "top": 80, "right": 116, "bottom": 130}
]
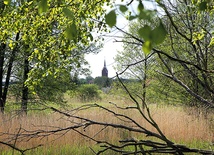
[
  {"left": 85, "top": 0, "right": 135, "bottom": 78},
  {"left": 85, "top": 0, "right": 156, "bottom": 78},
  {"left": 85, "top": 21, "right": 128, "bottom": 78},
  {"left": 85, "top": 38, "right": 124, "bottom": 78}
]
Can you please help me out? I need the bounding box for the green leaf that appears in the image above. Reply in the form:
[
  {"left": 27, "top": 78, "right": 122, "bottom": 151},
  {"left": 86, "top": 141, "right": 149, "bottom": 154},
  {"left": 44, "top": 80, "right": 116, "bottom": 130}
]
[
  {"left": 3, "top": 0, "right": 11, "bottom": 5},
  {"left": 138, "top": 9, "right": 155, "bottom": 21},
  {"left": 8, "top": 42, "right": 13, "bottom": 49},
  {"left": 138, "top": 1, "right": 144, "bottom": 12},
  {"left": 105, "top": 10, "right": 117, "bottom": 28},
  {"left": 129, "top": 15, "right": 138, "bottom": 21},
  {"left": 151, "top": 22, "right": 167, "bottom": 44},
  {"left": 34, "top": 49, "right": 39, "bottom": 54},
  {"left": 119, "top": 5, "right": 128, "bottom": 13},
  {"left": 198, "top": 1, "right": 207, "bottom": 11},
  {"left": 62, "top": 8, "right": 74, "bottom": 19},
  {"left": 88, "top": 33, "right": 93, "bottom": 41},
  {"left": 65, "top": 23, "right": 78, "bottom": 42},
  {"left": 138, "top": 25, "right": 151, "bottom": 41},
  {"left": 142, "top": 41, "right": 152, "bottom": 55},
  {"left": 208, "top": 37, "right": 214, "bottom": 47},
  {"left": 38, "top": 0, "right": 48, "bottom": 14}
]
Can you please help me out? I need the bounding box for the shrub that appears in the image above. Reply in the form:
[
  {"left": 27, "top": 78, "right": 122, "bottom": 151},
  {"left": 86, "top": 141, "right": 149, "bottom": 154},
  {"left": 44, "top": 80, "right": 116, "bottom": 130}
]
[{"left": 76, "top": 84, "right": 101, "bottom": 102}]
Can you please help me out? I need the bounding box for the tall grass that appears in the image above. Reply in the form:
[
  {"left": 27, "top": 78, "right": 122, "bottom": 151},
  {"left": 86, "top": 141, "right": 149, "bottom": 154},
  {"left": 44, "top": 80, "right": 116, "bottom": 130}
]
[{"left": 0, "top": 97, "right": 213, "bottom": 154}]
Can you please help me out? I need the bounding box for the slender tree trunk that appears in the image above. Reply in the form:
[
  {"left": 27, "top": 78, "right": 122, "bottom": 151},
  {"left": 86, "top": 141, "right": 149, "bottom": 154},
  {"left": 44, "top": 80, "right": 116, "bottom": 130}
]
[
  {"left": 21, "top": 54, "right": 29, "bottom": 115},
  {"left": 142, "top": 58, "right": 147, "bottom": 109},
  {"left": 0, "top": 43, "right": 6, "bottom": 113},
  {"left": 0, "top": 32, "right": 20, "bottom": 113}
]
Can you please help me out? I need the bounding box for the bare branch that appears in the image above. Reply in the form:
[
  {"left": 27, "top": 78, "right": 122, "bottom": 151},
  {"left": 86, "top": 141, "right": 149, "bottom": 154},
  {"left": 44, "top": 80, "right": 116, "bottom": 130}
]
[
  {"left": 114, "top": 52, "right": 155, "bottom": 78},
  {"left": 158, "top": 71, "right": 213, "bottom": 108}
]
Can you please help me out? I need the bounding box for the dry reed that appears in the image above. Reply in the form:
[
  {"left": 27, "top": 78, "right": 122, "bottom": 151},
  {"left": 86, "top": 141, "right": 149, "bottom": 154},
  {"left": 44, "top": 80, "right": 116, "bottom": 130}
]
[{"left": 0, "top": 101, "right": 213, "bottom": 154}]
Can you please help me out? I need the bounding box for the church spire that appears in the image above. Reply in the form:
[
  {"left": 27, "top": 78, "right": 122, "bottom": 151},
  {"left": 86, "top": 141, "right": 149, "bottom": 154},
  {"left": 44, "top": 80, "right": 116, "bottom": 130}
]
[
  {"left": 104, "top": 59, "right": 106, "bottom": 67},
  {"left": 102, "top": 58, "right": 108, "bottom": 77}
]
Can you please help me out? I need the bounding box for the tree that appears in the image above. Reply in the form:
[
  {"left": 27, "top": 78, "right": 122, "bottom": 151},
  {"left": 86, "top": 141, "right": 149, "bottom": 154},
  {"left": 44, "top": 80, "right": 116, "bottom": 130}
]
[
  {"left": 110, "top": 0, "right": 214, "bottom": 109},
  {"left": 114, "top": 21, "right": 190, "bottom": 105},
  {"left": 155, "top": 0, "right": 214, "bottom": 108},
  {"left": 76, "top": 84, "right": 101, "bottom": 102},
  {"left": 85, "top": 76, "right": 94, "bottom": 84},
  {"left": 94, "top": 76, "right": 111, "bottom": 88},
  {"left": 0, "top": 32, "right": 20, "bottom": 113},
  {"left": 9, "top": 44, "right": 99, "bottom": 114},
  {"left": 0, "top": 0, "right": 108, "bottom": 113},
  {"left": 114, "top": 20, "right": 159, "bottom": 107}
]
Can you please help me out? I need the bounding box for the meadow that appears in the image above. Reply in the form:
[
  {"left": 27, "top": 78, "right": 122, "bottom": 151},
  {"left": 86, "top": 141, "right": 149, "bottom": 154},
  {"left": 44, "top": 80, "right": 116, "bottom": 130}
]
[{"left": 0, "top": 94, "right": 213, "bottom": 155}]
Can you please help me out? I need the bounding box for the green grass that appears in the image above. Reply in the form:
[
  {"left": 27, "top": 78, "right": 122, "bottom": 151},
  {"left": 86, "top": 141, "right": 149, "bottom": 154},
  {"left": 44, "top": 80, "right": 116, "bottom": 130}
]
[
  {"left": 0, "top": 144, "right": 122, "bottom": 155},
  {"left": 178, "top": 140, "right": 214, "bottom": 151}
]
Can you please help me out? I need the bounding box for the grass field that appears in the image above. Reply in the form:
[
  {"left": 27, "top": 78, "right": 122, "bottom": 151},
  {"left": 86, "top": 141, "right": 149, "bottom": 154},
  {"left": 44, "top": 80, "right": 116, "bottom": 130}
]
[{"left": 0, "top": 94, "right": 213, "bottom": 155}]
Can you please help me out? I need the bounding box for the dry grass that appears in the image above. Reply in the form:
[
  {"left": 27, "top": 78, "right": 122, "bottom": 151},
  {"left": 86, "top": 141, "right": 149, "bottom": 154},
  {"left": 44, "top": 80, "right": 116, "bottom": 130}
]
[
  {"left": 0, "top": 97, "right": 213, "bottom": 154},
  {"left": 151, "top": 105, "right": 213, "bottom": 142}
]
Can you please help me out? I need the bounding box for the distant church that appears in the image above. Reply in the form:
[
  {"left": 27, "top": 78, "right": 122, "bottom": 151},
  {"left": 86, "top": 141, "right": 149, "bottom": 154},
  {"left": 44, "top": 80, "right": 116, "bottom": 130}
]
[{"left": 102, "top": 59, "right": 108, "bottom": 77}]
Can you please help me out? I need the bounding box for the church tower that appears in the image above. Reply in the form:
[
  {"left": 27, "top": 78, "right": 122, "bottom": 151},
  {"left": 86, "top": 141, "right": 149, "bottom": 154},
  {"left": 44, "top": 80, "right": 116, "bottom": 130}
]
[{"left": 102, "top": 59, "right": 108, "bottom": 77}]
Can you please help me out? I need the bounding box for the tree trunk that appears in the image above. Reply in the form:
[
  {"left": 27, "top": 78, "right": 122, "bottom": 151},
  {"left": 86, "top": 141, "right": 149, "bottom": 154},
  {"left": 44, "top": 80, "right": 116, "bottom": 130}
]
[
  {"left": 0, "top": 43, "right": 6, "bottom": 113},
  {"left": 21, "top": 54, "right": 29, "bottom": 115},
  {"left": 0, "top": 32, "right": 20, "bottom": 113}
]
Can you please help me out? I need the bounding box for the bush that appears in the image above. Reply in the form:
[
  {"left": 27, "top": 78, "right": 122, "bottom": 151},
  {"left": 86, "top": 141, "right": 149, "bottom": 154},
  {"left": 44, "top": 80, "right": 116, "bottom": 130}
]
[
  {"left": 94, "top": 76, "right": 112, "bottom": 88},
  {"left": 76, "top": 84, "right": 101, "bottom": 102}
]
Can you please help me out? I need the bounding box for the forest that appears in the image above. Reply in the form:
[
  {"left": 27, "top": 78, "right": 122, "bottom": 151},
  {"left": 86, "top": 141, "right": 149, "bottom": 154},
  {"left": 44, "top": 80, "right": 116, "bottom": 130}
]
[{"left": 0, "top": 0, "right": 213, "bottom": 154}]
